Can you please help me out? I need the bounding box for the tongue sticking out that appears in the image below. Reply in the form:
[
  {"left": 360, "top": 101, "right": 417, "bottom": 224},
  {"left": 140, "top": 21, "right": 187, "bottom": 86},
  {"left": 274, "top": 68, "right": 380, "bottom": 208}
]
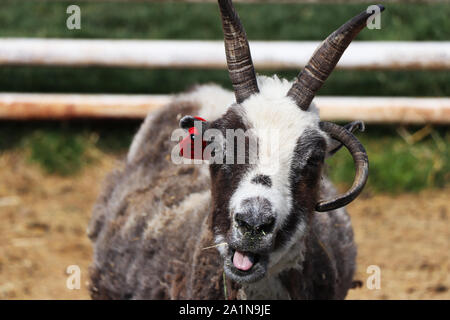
[{"left": 233, "top": 251, "right": 254, "bottom": 271}]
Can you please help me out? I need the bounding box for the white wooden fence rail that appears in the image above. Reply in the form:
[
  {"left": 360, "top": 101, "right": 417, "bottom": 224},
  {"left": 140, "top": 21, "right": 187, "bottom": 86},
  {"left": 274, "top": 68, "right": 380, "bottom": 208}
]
[
  {"left": 1, "top": 93, "right": 449, "bottom": 124},
  {"left": 0, "top": 38, "right": 449, "bottom": 123},
  {"left": 0, "top": 39, "right": 449, "bottom": 70}
]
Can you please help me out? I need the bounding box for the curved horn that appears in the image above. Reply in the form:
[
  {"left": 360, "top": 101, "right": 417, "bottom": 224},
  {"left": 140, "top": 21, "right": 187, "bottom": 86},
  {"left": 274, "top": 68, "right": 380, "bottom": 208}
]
[
  {"left": 218, "top": 0, "right": 259, "bottom": 104},
  {"left": 288, "top": 5, "right": 385, "bottom": 110},
  {"left": 327, "top": 120, "right": 365, "bottom": 157},
  {"left": 316, "top": 121, "right": 369, "bottom": 212}
]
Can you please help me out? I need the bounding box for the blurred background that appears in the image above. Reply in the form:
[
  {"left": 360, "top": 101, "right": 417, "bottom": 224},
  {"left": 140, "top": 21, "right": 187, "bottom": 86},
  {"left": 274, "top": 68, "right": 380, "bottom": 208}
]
[{"left": 0, "top": 0, "right": 448, "bottom": 300}]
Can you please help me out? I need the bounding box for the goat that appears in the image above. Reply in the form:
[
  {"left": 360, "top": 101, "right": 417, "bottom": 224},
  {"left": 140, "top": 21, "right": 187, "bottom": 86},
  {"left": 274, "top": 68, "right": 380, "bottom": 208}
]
[{"left": 88, "top": 0, "right": 379, "bottom": 299}]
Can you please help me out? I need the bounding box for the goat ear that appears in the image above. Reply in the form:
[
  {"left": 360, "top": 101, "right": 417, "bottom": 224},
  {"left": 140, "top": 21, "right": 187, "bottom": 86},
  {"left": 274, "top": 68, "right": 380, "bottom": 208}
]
[
  {"left": 178, "top": 115, "right": 211, "bottom": 160},
  {"left": 326, "top": 121, "right": 365, "bottom": 158},
  {"left": 180, "top": 115, "right": 207, "bottom": 130}
]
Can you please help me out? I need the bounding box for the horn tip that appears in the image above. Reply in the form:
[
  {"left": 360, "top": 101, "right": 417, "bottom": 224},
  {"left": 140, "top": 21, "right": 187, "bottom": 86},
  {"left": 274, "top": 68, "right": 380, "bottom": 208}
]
[
  {"left": 357, "top": 121, "right": 365, "bottom": 132},
  {"left": 377, "top": 4, "right": 386, "bottom": 12}
]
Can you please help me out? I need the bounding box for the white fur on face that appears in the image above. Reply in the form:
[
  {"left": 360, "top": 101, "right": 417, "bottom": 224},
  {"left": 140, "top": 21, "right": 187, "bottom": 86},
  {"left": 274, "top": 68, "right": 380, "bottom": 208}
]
[
  {"left": 183, "top": 84, "right": 236, "bottom": 121},
  {"left": 214, "top": 234, "right": 229, "bottom": 256},
  {"left": 229, "top": 76, "right": 320, "bottom": 231}
]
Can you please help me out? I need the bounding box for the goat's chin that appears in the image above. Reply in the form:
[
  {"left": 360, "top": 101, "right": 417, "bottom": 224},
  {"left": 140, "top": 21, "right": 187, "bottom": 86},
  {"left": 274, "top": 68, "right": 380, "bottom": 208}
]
[{"left": 222, "top": 247, "right": 269, "bottom": 284}]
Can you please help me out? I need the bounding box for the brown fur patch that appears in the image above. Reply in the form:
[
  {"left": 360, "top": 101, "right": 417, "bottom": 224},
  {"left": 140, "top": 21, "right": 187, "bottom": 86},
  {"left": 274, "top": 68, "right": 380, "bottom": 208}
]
[
  {"left": 209, "top": 107, "right": 253, "bottom": 236},
  {"left": 189, "top": 214, "right": 241, "bottom": 299}
]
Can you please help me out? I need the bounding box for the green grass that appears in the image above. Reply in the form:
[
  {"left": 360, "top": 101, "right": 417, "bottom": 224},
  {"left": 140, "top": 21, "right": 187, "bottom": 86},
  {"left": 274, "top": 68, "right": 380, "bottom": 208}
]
[
  {"left": 0, "top": 120, "right": 139, "bottom": 175},
  {"left": 24, "top": 129, "right": 94, "bottom": 176},
  {"left": 0, "top": 67, "right": 448, "bottom": 97},
  {"left": 1, "top": 1, "right": 449, "bottom": 40},
  {"left": 326, "top": 126, "right": 450, "bottom": 193},
  {"left": 1, "top": 121, "right": 449, "bottom": 192}
]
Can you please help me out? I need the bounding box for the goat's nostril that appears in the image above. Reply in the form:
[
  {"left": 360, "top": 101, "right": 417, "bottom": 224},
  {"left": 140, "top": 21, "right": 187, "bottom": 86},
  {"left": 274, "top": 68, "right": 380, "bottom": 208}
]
[
  {"left": 260, "top": 217, "right": 275, "bottom": 234},
  {"left": 235, "top": 216, "right": 251, "bottom": 231},
  {"left": 235, "top": 214, "right": 275, "bottom": 235}
]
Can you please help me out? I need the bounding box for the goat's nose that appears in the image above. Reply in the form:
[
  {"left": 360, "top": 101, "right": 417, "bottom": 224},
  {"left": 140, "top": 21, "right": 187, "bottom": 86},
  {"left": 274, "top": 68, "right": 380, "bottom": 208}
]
[{"left": 235, "top": 212, "right": 275, "bottom": 234}]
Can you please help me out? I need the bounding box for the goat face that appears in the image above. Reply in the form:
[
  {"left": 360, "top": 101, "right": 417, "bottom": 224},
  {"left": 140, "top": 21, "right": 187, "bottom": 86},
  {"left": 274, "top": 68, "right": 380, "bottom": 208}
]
[
  {"left": 178, "top": 0, "right": 375, "bottom": 283},
  {"left": 206, "top": 91, "right": 327, "bottom": 283},
  {"left": 179, "top": 80, "right": 368, "bottom": 284}
]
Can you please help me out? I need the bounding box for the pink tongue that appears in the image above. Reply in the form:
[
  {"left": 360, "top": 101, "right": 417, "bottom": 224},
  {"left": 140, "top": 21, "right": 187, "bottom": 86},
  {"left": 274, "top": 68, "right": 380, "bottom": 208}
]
[{"left": 233, "top": 251, "right": 253, "bottom": 271}]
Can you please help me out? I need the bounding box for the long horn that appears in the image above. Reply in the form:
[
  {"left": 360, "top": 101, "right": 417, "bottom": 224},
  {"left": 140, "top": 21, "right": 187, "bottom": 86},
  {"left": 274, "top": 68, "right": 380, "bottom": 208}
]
[
  {"left": 287, "top": 5, "right": 385, "bottom": 110},
  {"left": 218, "top": 0, "right": 259, "bottom": 104},
  {"left": 316, "top": 121, "right": 369, "bottom": 212}
]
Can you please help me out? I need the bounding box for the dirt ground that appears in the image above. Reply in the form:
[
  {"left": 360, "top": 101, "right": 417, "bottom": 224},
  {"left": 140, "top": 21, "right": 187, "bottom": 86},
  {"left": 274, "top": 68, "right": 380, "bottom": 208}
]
[{"left": 0, "top": 151, "right": 448, "bottom": 300}]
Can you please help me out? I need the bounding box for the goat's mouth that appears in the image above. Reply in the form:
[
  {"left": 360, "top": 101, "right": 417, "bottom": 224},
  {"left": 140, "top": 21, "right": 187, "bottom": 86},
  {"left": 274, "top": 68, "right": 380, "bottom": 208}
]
[{"left": 223, "top": 247, "right": 268, "bottom": 283}]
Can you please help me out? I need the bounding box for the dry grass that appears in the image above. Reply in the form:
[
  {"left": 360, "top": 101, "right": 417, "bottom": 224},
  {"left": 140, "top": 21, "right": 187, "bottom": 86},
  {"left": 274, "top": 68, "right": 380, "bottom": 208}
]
[
  {"left": 0, "top": 150, "right": 448, "bottom": 300},
  {"left": 346, "top": 190, "right": 449, "bottom": 299},
  {"left": 0, "top": 151, "right": 118, "bottom": 299}
]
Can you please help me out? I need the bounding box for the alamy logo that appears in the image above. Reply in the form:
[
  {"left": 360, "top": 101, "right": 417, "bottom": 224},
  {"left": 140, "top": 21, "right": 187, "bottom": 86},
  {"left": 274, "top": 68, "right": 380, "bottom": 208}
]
[
  {"left": 366, "top": 265, "right": 381, "bottom": 290},
  {"left": 171, "top": 123, "right": 281, "bottom": 175},
  {"left": 366, "top": 5, "right": 382, "bottom": 30},
  {"left": 66, "top": 5, "right": 81, "bottom": 30},
  {"left": 66, "top": 265, "right": 81, "bottom": 290}
]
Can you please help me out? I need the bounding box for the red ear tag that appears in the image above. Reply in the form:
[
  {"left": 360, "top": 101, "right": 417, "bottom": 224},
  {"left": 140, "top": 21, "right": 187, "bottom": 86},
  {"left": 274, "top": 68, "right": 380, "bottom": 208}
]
[
  {"left": 179, "top": 117, "right": 209, "bottom": 160},
  {"left": 193, "top": 116, "right": 206, "bottom": 122}
]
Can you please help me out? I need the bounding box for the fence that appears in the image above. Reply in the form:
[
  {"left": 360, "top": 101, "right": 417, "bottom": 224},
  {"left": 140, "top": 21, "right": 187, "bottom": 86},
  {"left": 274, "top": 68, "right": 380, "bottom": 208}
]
[{"left": 1, "top": 2, "right": 449, "bottom": 123}]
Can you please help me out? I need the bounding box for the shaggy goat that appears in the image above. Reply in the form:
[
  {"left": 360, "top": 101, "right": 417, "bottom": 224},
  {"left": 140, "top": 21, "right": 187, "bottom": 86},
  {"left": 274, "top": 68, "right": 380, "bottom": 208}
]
[{"left": 88, "top": 0, "right": 379, "bottom": 299}]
